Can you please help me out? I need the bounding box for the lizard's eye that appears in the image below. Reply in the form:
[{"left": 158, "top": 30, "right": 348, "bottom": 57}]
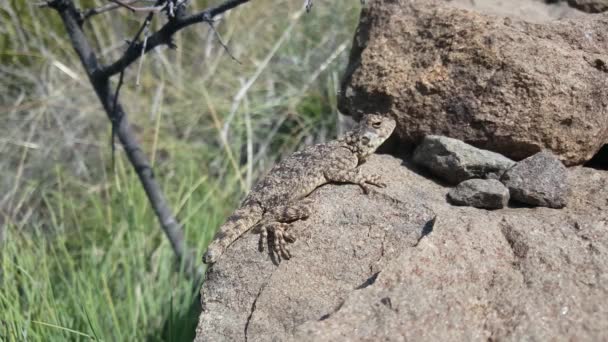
[{"left": 371, "top": 121, "right": 382, "bottom": 129}]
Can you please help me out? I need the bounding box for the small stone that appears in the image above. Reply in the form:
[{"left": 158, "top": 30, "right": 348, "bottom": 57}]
[
  {"left": 567, "top": 0, "right": 608, "bottom": 13},
  {"left": 501, "top": 151, "right": 569, "bottom": 208},
  {"left": 448, "top": 179, "right": 510, "bottom": 209},
  {"left": 413, "top": 135, "right": 516, "bottom": 185}
]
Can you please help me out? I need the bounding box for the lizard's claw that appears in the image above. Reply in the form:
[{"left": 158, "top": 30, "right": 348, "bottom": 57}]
[
  {"left": 272, "top": 227, "right": 292, "bottom": 260},
  {"left": 261, "top": 223, "right": 294, "bottom": 260},
  {"left": 283, "top": 231, "right": 296, "bottom": 243}
]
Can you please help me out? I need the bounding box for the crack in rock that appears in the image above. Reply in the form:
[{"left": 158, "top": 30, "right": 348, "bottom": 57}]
[
  {"left": 244, "top": 277, "right": 271, "bottom": 341},
  {"left": 499, "top": 218, "right": 530, "bottom": 285}
]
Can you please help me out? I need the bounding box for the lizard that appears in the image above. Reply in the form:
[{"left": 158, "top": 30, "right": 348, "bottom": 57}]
[{"left": 203, "top": 114, "right": 396, "bottom": 264}]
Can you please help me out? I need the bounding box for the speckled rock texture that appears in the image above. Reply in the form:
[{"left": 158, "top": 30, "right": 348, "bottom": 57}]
[
  {"left": 501, "top": 151, "right": 569, "bottom": 208},
  {"left": 338, "top": 0, "right": 608, "bottom": 165},
  {"left": 413, "top": 135, "right": 515, "bottom": 184},
  {"left": 566, "top": 0, "right": 608, "bottom": 13},
  {"left": 448, "top": 178, "right": 510, "bottom": 209},
  {"left": 195, "top": 154, "right": 608, "bottom": 341}
]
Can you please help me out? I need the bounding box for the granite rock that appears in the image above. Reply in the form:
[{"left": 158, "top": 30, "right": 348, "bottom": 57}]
[
  {"left": 501, "top": 151, "right": 569, "bottom": 208},
  {"left": 448, "top": 178, "right": 510, "bottom": 209},
  {"left": 413, "top": 135, "right": 515, "bottom": 184}
]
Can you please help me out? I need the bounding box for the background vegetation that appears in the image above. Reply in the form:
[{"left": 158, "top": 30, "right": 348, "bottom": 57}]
[{"left": 0, "top": 0, "right": 360, "bottom": 340}]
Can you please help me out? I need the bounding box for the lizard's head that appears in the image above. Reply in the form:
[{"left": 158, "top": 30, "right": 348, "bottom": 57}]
[{"left": 352, "top": 114, "right": 396, "bottom": 159}]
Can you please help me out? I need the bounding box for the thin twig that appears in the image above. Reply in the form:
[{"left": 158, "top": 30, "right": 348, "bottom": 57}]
[
  {"left": 109, "top": 0, "right": 138, "bottom": 11},
  {"left": 206, "top": 20, "right": 240, "bottom": 64},
  {"left": 305, "top": 0, "right": 313, "bottom": 12},
  {"left": 81, "top": 0, "right": 140, "bottom": 20},
  {"left": 109, "top": 0, "right": 166, "bottom": 13},
  {"left": 111, "top": 11, "right": 155, "bottom": 166},
  {"left": 168, "top": 0, "right": 174, "bottom": 17},
  {"left": 136, "top": 23, "right": 151, "bottom": 86},
  {"left": 98, "top": 0, "right": 252, "bottom": 78}
]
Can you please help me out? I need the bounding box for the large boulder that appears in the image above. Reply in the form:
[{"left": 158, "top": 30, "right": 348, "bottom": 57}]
[
  {"left": 196, "top": 154, "right": 608, "bottom": 341},
  {"left": 338, "top": 0, "right": 608, "bottom": 165}
]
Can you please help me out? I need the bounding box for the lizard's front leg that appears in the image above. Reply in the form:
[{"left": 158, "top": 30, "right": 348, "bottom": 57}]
[{"left": 324, "top": 168, "right": 386, "bottom": 194}]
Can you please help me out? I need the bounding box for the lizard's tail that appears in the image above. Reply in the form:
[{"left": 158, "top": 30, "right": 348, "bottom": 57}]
[{"left": 203, "top": 203, "right": 264, "bottom": 264}]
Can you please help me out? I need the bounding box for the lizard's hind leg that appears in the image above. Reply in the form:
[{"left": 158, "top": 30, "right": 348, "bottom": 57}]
[
  {"left": 258, "top": 201, "right": 312, "bottom": 260},
  {"left": 266, "top": 201, "right": 312, "bottom": 223}
]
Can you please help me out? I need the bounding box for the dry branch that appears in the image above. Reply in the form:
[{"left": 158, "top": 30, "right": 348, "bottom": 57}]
[
  {"left": 98, "top": 0, "right": 251, "bottom": 78},
  {"left": 45, "top": 0, "right": 254, "bottom": 280}
]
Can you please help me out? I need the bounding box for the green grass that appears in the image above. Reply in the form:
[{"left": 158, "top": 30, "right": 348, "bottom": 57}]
[
  {"left": 1, "top": 156, "right": 233, "bottom": 341},
  {"left": 0, "top": 0, "right": 360, "bottom": 340}
]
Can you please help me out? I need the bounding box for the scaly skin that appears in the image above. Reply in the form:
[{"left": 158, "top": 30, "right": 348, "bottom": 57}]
[{"left": 203, "top": 114, "right": 396, "bottom": 264}]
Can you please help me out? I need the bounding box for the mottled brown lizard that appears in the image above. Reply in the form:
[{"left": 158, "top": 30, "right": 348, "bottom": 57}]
[{"left": 203, "top": 114, "right": 396, "bottom": 264}]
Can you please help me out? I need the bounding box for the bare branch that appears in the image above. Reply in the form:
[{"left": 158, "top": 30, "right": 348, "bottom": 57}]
[
  {"left": 98, "top": 0, "right": 252, "bottom": 78},
  {"left": 111, "top": 10, "right": 155, "bottom": 167},
  {"left": 109, "top": 0, "right": 167, "bottom": 13},
  {"left": 44, "top": 0, "right": 255, "bottom": 281},
  {"left": 45, "top": 0, "right": 200, "bottom": 279},
  {"left": 111, "top": 68, "right": 125, "bottom": 169},
  {"left": 81, "top": 0, "right": 140, "bottom": 21}
]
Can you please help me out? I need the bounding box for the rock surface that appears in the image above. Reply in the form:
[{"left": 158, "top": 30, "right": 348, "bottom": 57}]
[
  {"left": 338, "top": 0, "right": 608, "bottom": 165},
  {"left": 196, "top": 154, "right": 608, "bottom": 341},
  {"left": 448, "top": 179, "right": 510, "bottom": 209},
  {"left": 413, "top": 135, "right": 515, "bottom": 184},
  {"left": 196, "top": 162, "right": 436, "bottom": 341},
  {"left": 566, "top": 0, "right": 608, "bottom": 13},
  {"left": 449, "top": 0, "right": 585, "bottom": 20},
  {"left": 501, "top": 151, "right": 569, "bottom": 208}
]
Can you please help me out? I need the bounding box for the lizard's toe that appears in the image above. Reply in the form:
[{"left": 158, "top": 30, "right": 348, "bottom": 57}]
[
  {"left": 267, "top": 223, "right": 293, "bottom": 260},
  {"left": 281, "top": 247, "right": 291, "bottom": 260},
  {"left": 284, "top": 231, "right": 296, "bottom": 243},
  {"left": 276, "top": 238, "right": 292, "bottom": 259},
  {"left": 258, "top": 226, "right": 269, "bottom": 252}
]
